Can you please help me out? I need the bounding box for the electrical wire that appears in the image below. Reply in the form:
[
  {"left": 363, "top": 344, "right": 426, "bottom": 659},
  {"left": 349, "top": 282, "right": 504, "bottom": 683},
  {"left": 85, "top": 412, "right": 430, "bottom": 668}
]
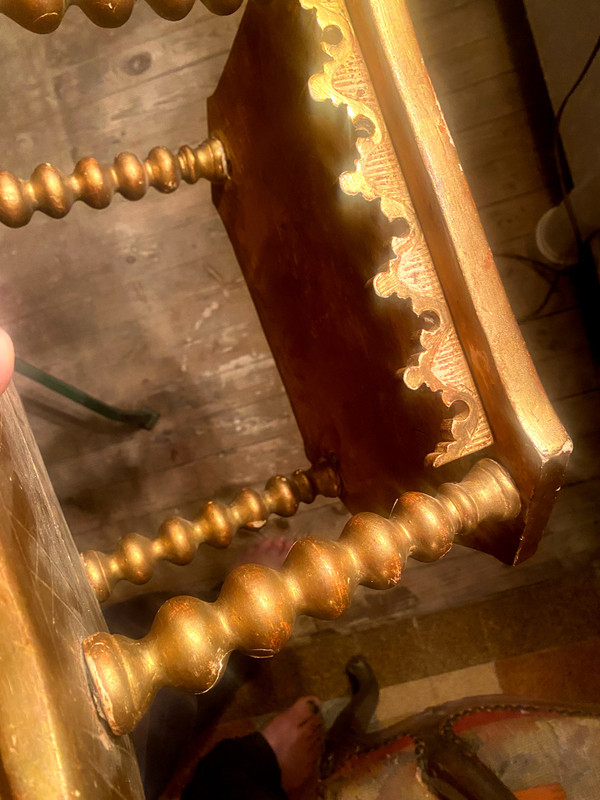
[
  {"left": 494, "top": 252, "right": 570, "bottom": 323},
  {"left": 553, "top": 33, "right": 600, "bottom": 249},
  {"left": 495, "top": 32, "right": 600, "bottom": 325}
]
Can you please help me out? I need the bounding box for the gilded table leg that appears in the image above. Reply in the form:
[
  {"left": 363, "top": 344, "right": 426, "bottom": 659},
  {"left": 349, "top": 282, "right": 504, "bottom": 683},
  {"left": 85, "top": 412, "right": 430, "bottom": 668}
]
[
  {"left": 83, "top": 458, "right": 520, "bottom": 735},
  {"left": 82, "top": 462, "right": 340, "bottom": 602},
  {"left": 0, "top": 138, "right": 227, "bottom": 228}
]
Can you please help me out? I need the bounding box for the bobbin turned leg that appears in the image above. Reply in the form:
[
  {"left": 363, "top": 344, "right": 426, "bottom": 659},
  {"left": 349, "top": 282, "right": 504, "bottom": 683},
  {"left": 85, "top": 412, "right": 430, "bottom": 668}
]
[
  {"left": 82, "top": 462, "right": 340, "bottom": 603},
  {"left": 0, "top": 0, "right": 243, "bottom": 34},
  {"left": 83, "top": 458, "right": 520, "bottom": 735},
  {"left": 0, "top": 138, "right": 227, "bottom": 228}
]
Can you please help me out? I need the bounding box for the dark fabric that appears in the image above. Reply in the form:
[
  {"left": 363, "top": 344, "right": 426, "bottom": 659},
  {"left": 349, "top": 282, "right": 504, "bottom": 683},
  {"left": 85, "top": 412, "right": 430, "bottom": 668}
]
[
  {"left": 181, "top": 732, "right": 287, "bottom": 800},
  {"left": 104, "top": 592, "right": 260, "bottom": 799}
]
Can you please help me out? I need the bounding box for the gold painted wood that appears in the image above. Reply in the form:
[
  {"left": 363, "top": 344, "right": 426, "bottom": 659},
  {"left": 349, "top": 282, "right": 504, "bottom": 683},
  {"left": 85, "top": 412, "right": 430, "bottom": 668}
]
[
  {"left": 0, "top": 385, "right": 143, "bottom": 797},
  {"left": 209, "top": 0, "right": 487, "bottom": 522},
  {"left": 83, "top": 458, "right": 520, "bottom": 735},
  {"left": 208, "top": 0, "right": 571, "bottom": 563},
  {"left": 0, "top": 0, "right": 577, "bottom": 789},
  {"left": 343, "top": 0, "right": 572, "bottom": 563},
  {"left": 83, "top": 462, "right": 340, "bottom": 603},
  {"left": 0, "top": 137, "right": 227, "bottom": 228},
  {"left": 0, "top": 0, "right": 242, "bottom": 33},
  {"left": 300, "top": 0, "right": 493, "bottom": 469}
]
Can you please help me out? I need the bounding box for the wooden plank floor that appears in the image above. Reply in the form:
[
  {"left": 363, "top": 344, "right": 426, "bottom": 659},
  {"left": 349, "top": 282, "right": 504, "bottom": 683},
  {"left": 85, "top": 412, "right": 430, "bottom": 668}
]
[{"left": 0, "top": 0, "right": 597, "bottom": 630}]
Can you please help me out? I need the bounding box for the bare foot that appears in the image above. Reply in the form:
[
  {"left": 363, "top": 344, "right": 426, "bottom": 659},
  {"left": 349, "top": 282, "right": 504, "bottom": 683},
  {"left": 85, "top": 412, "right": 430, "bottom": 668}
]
[
  {"left": 262, "top": 696, "right": 323, "bottom": 798},
  {"left": 234, "top": 536, "right": 293, "bottom": 571}
]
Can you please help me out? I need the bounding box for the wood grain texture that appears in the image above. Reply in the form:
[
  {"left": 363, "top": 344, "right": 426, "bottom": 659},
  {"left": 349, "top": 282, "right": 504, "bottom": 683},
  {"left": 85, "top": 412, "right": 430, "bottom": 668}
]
[{"left": 0, "top": 0, "right": 595, "bottom": 628}]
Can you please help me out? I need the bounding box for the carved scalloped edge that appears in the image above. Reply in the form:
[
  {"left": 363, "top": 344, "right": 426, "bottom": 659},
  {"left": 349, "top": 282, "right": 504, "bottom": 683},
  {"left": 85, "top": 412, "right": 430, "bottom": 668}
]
[{"left": 299, "top": 0, "right": 493, "bottom": 466}]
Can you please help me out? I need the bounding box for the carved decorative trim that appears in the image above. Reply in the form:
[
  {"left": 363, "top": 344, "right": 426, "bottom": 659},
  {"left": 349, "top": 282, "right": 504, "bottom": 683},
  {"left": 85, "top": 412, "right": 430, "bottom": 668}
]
[{"left": 300, "top": 0, "right": 493, "bottom": 467}]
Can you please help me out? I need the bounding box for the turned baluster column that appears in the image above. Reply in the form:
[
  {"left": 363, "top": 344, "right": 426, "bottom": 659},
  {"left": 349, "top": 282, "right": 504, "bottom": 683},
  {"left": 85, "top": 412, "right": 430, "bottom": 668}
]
[
  {"left": 83, "top": 462, "right": 341, "bottom": 603},
  {"left": 0, "top": 0, "right": 242, "bottom": 34},
  {"left": 83, "top": 458, "right": 521, "bottom": 735},
  {"left": 0, "top": 138, "right": 227, "bottom": 228}
]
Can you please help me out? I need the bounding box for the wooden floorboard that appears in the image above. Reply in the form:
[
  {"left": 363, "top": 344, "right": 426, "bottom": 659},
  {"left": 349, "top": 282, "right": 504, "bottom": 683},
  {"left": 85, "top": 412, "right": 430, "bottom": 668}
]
[{"left": 0, "top": 0, "right": 597, "bottom": 631}]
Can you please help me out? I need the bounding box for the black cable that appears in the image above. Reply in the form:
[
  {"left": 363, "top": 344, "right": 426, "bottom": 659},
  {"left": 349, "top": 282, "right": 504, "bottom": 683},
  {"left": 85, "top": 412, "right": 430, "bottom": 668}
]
[
  {"left": 517, "top": 276, "right": 561, "bottom": 324},
  {"left": 551, "top": 32, "right": 600, "bottom": 362},
  {"left": 553, "top": 33, "right": 600, "bottom": 249},
  {"left": 494, "top": 33, "right": 600, "bottom": 326},
  {"left": 494, "top": 252, "right": 571, "bottom": 324},
  {"left": 494, "top": 251, "right": 570, "bottom": 278}
]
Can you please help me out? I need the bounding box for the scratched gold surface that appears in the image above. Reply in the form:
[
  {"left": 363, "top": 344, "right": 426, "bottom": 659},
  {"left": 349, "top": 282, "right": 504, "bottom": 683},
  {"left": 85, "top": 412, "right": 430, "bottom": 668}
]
[{"left": 0, "top": 385, "right": 143, "bottom": 797}]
